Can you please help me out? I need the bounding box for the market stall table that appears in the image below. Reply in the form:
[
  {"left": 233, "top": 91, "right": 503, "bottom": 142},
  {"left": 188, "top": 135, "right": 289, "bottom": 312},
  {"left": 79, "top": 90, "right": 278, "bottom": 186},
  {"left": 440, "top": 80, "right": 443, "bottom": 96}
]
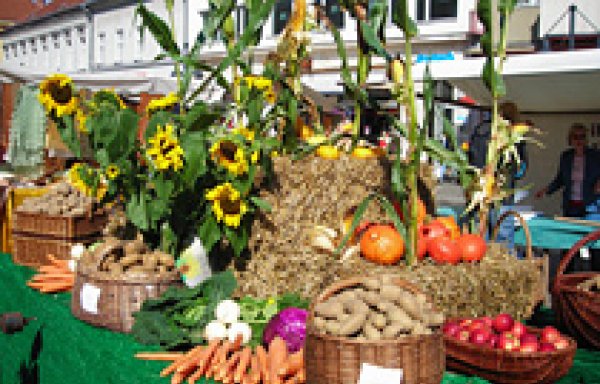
[{"left": 1, "top": 255, "right": 598, "bottom": 384}]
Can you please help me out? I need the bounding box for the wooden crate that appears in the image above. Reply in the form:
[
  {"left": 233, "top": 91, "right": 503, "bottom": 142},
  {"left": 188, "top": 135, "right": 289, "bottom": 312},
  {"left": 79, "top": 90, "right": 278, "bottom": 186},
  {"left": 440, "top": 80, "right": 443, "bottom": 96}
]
[
  {"left": 11, "top": 232, "right": 99, "bottom": 267},
  {"left": 13, "top": 211, "right": 107, "bottom": 239}
]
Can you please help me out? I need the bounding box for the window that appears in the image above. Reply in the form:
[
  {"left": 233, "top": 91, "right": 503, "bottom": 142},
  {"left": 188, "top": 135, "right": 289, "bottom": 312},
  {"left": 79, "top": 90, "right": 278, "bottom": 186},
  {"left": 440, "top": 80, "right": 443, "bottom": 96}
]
[
  {"left": 115, "top": 28, "right": 124, "bottom": 63},
  {"left": 98, "top": 32, "right": 106, "bottom": 65},
  {"left": 77, "top": 26, "right": 86, "bottom": 44},
  {"left": 273, "top": 0, "right": 292, "bottom": 35},
  {"left": 516, "top": 0, "right": 538, "bottom": 6},
  {"left": 44, "top": 0, "right": 53, "bottom": 4},
  {"left": 416, "top": 0, "right": 457, "bottom": 21},
  {"left": 325, "top": 0, "right": 344, "bottom": 29},
  {"left": 20, "top": 41, "right": 27, "bottom": 55},
  {"left": 236, "top": 6, "right": 249, "bottom": 37},
  {"left": 134, "top": 27, "right": 145, "bottom": 62},
  {"left": 3, "top": 46, "right": 9, "bottom": 61},
  {"left": 12, "top": 44, "right": 17, "bottom": 57}
]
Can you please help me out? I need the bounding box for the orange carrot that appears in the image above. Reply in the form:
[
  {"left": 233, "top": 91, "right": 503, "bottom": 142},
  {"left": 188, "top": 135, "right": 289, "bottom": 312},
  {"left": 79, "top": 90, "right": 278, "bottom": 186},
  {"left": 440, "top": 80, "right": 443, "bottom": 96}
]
[
  {"left": 161, "top": 349, "right": 195, "bottom": 378},
  {"left": 175, "top": 345, "right": 205, "bottom": 377},
  {"left": 47, "top": 254, "right": 70, "bottom": 269},
  {"left": 216, "top": 350, "right": 241, "bottom": 382},
  {"left": 38, "top": 265, "right": 69, "bottom": 274},
  {"left": 171, "top": 371, "right": 185, "bottom": 384},
  {"left": 31, "top": 273, "right": 74, "bottom": 281},
  {"left": 247, "top": 353, "right": 260, "bottom": 384},
  {"left": 278, "top": 348, "right": 304, "bottom": 378},
  {"left": 27, "top": 281, "right": 73, "bottom": 292},
  {"left": 189, "top": 338, "right": 221, "bottom": 382},
  {"left": 233, "top": 346, "right": 252, "bottom": 383},
  {"left": 268, "top": 337, "right": 288, "bottom": 384},
  {"left": 231, "top": 333, "right": 244, "bottom": 351},
  {"left": 134, "top": 352, "right": 184, "bottom": 361},
  {"left": 287, "top": 370, "right": 305, "bottom": 384},
  {"left": 206, "top": 340, "right": 231, "bottom": 378},
  {"left": 255, "top": 345, "right": 269, "bottom": 384}
]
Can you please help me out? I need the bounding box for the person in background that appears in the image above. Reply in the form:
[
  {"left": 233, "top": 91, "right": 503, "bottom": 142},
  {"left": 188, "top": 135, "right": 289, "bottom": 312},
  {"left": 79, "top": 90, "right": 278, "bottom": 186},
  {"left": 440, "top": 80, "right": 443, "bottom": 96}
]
[{"left": 535, "top": 123, "right": 600, "bottom": 217}]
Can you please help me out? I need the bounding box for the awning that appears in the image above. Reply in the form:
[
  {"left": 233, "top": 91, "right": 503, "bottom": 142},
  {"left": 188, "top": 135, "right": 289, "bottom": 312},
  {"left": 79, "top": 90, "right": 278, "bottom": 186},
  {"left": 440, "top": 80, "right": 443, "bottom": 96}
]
[
  {"left": 413, "top": 48, "right": 600, "bottom": 113},
  {"left": 0, "top": 65, "right": 225, "bottom": 102}
]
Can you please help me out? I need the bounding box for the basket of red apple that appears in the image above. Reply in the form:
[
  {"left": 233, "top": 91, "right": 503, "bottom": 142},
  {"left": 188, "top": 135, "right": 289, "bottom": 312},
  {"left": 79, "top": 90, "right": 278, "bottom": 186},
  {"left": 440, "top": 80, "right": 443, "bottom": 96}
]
[{"left": 443, "top": 314, "right": 576, "bottom": 384}]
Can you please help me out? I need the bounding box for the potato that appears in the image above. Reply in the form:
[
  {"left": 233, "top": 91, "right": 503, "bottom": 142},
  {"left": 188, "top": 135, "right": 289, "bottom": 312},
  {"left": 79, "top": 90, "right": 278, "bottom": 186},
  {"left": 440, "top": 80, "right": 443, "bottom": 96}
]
[
  {"left": 324, "top": 321, "right": 341, "bottom": 336},
  {"left": 382, "top": 324, "right": 408, "bottom": 339},
  {"left": 313, "top": 316, "right": 328, "bottom": 331},
  {"left": 344, "top": 299, "right": 369, "bottom": 315},
  {"left": 380, "top": 284, "right": 406, "bottom": 302},
  {"left": 338, "top": 312, "right": 368, "bottom": 336},
  {"left": 369, "top": 312, "right": 387, "bottom": 329},
  {"left": 120, "top": 254, "right": 142, "bottom": 267},
  {"left": 315, "top": 301, "right": 344, "bottom": 319},
  {"left": 387, "top": 307, "right": 413, "bottom": 327},
  {"left": 364, "top": 323, "right": 381, "bottom": 340},
  {"left": 411, "top": 323, "right": 432, "bottom": 335},
  {"left": 362, "top": 277, "right": 381, "bottom": 291}
]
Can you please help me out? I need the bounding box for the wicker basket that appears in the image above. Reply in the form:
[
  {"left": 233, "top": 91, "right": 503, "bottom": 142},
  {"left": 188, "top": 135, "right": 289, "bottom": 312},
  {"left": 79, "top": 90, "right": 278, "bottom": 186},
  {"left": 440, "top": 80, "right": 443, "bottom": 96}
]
[
  {"left": 491, "top": 210, "right": 549, "bottom": 318},
  {"left": 13, "top": 210, "right": 107, "bottom": 238},
  {"left": 444, "top": 325, "right": 576, "bottom": 384},
  {"left": 305, "top": 277, "right": 445, "bottom": 384},
  {"left": 11, "top": 232, "right": 98, "bottom": 267},
  {"left": 71, "top": 242, "right": 181, "bottom": 333},
  {"left": 552, "top": 228, "right": 600, "bottom": 349}
]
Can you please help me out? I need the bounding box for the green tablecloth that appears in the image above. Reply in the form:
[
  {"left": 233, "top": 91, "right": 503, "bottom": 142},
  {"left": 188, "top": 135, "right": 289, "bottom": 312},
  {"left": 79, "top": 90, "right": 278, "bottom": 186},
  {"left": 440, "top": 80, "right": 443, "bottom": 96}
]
[
  {"left": 1, "top": 254, "right": 598, "bottom": 384},
  {"left": 514, "top": 217, "right": 600, "bottom": 250}
]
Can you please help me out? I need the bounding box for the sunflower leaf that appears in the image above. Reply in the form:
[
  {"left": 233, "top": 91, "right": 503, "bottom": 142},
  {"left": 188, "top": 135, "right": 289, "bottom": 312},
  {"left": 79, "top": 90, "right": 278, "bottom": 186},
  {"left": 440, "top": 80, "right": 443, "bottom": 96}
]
[
  {"left": 198, "top": 213, "right": 221, "bottom": 253},
  {"left": 224, "top": 225, "right": 248, "bottom": 257}
]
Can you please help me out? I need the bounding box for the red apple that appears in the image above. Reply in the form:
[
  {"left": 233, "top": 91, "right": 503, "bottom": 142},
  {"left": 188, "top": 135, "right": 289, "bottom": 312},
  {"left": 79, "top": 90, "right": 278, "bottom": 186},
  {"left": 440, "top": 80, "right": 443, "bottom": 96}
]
[
  {"left": 539, "top": 342, "right": 557, "bottom": 352},
  {"left": 469, "top": 319, "right": 489, "bottom": 332},
  {"left": 469, "top": 328, "right": 492, "bottom": 345},
  {"left": 443, "top": 322, "right": 460, "bottom": 338},
  {"left": 456, "top": 327, "right": 471, "bottom": 342},
  {"left": 493, "top": 313, "right": 514, "bottom": 333},
  {"left": 510, "top": 322, "right": 527, "bottom": 339},
  {"left": 554, "top": 337, "right": 570, "bottom": 350},
  {"left": 519, "top": 339, "right": 539, "bottom": 353},
  {"left": 541, "top": 326, "right": 561, "bottom": 344},
  {"left": 498, "top": 332, "right": 520, "bottom": 351},
  {"left": 459, "top": 318, "right": 473, "bottom": 328},
  {"left": 480, "top": 316, "right": 493, "bottom": 328},
  {"left": 488, "top": 334, "right": 499, "bottom": 349},
  {"left": 520, "top": 333, "right": 539, "bottom": 345}
]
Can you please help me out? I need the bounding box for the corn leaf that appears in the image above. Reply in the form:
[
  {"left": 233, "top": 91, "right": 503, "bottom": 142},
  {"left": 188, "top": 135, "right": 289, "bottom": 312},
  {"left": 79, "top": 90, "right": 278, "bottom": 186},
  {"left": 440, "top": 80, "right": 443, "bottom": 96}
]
[{"left": 135, "top": 2, "right": 180, "bottom": 56}]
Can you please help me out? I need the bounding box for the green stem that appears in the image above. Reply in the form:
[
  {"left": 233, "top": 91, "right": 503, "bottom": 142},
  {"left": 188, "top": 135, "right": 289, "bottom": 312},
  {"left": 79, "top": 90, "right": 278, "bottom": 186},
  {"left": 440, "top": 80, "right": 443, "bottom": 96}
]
[
  {"left": 167, "top": 5, "right": 184, "bottom": 117},
  {"left": 404, "top": 25, "right": 417, "bottom": 266}
]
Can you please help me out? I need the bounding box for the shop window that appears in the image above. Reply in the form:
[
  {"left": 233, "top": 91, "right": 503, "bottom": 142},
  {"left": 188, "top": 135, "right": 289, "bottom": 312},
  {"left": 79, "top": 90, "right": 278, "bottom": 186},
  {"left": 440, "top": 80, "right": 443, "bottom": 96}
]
[
  {"left": 325, "top": 0, "right": 344, "bottom": 29},
  {"left": 416, "top": 0, "right": 457, "bottom": 21},
  {"left": 273, "top": 0, "right": 292, "bottom": 35}
]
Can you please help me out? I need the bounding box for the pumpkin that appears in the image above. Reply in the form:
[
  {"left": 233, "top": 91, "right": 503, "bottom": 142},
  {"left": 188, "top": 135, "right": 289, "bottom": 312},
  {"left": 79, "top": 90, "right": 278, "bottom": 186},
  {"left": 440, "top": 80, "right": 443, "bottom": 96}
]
[
  {"left": 351, "top": 146, "right": 378, "bottom": 159},
  {"left": 360, "top": 224, "right": 405, "bottom": 265},
  {"left": 435, "top": 216, "right": 460, "bottom": 240},
  {"left": 316, "top": 145, "right": 340, "bottom": 159}
]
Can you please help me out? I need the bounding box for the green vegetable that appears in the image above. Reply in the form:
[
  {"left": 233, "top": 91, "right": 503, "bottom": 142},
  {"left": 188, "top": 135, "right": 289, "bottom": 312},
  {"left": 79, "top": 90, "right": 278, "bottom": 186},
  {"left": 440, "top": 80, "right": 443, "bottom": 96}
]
[{"left": 131, "top": 270, "right": 236, "bottom": 349}]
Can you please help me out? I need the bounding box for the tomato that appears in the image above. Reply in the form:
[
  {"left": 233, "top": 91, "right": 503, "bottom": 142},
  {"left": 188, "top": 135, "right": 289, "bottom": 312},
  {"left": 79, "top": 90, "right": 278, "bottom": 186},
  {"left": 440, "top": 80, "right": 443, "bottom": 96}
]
[
  {"left": 457, "top": 234, "right": 487, "bottom": 262},
  {"left": 435, "top": 216, "right": 460, "bottom": 240},
  {"left": 420, "top": 221, "right": 450, "bottom": 242},
  {"left": 428, "top": 237, "right": 461, "bottom": 265},
  {"left": 417, "top": 235, "right": 428, "bottom": 260}
]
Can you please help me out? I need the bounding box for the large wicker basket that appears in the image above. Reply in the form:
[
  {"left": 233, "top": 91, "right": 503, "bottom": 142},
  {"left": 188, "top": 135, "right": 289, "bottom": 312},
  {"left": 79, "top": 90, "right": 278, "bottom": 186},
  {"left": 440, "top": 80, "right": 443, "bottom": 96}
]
[
  {"left": 305, "top": 277, "right": 445, "bottom": 384},
  {"left": 71, "top": 243, "right": 181, "bottom": 333},
  {"left": 444, "top": 324, "right": 576, "bottom": 384},
  {"left": 552, "top": 228, "right": 600, "bottom": 349},
  {"left": 491, "top": 210, "right": 549, "bottom": 318}
]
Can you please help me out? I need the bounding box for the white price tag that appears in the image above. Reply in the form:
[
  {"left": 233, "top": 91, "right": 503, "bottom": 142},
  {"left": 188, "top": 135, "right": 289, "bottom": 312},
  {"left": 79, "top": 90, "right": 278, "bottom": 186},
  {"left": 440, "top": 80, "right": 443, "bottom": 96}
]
[
  {"left": 80, "top": 283, "right": 101, "bottom": 314},
  {"left": 580, "top": 247, "right": 591, "bottom": 260},
  {"left": 358, "top": 363, "right": 403, "bottom": 384}
]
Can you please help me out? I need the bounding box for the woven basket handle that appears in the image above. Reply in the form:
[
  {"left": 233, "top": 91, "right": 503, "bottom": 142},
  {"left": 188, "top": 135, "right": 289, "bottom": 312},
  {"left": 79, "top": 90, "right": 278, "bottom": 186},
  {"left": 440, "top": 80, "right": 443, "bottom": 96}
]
[
  {"left": 554, "top": 229, "right": 600, "bottom": 282},
  {"left": 491, "top": 210, "right": 533, "bottom": 259},
  {"left": 92, "top": 240, "right": 124, "bottom": 270}
]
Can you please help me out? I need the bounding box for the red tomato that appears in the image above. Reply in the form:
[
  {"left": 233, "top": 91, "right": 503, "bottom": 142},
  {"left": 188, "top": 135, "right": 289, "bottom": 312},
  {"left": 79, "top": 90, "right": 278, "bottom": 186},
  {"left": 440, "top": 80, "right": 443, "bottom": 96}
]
[
  {"left": 417, "top": 236, "right": 427, "bottom": 260},
  {"left": 428, "top": 237, "right": 461, "bottom": 265},
  {"left": 420, "top": 221, "right": 450, "bottom": 242},
  {"left": 457, "top": 234, "right": 487, "bottom": 262}
]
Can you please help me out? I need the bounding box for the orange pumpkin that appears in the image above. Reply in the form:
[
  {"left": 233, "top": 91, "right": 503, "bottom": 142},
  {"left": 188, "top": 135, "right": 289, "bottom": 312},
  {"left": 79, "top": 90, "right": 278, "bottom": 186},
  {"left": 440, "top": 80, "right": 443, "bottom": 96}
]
[
  {"left": 360, "top": 224, "right": 405, "bottom": 265},
  {"left": 435, "top": 216, "right": 460, "bottom": 240}
]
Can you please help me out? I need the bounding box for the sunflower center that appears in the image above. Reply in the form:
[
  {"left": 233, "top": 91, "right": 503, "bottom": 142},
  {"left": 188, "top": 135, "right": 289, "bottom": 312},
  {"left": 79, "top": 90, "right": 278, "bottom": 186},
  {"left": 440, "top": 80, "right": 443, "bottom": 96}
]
[
  {"left": 218, "top": 141, "right": 238, "bottom": 162},
  {"left": 219, "top": 195, "right": 241, "bottom": 215},
  {"left": 49, "top": 82, "right": 73, "bottom": 104}
]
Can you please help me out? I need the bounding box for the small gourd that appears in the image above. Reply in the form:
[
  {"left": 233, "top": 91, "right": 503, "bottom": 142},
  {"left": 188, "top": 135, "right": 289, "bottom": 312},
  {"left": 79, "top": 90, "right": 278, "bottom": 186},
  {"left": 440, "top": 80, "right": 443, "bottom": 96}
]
[{"left": 316, "top": 145, "right": 340, "bottom": 160}]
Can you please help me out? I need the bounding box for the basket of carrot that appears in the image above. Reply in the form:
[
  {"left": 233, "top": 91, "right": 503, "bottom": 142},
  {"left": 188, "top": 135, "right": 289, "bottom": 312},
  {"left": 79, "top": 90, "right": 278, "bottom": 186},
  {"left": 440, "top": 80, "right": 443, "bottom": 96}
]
[{"left": 137, "top": 335, "right": 305, "bottom": 384}]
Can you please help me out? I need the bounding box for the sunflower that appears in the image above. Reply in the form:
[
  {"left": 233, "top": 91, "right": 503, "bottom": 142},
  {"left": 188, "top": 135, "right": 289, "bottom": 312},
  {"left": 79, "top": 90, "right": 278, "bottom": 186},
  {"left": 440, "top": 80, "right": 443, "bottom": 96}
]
[
  {"left": 146, "top": 92, "right": 179, "bottom": 115},
  {"left": 209, "top": 140, "right": 248, "bottom": 176},
  {"left": 231, "top": 126, "right": 255, "bottom": 141},
  {"left": 75, "top": 110, "right": 88, "bottom": 133},
  {"left": 205, "top": 183, "right": 248, "bottom": 228},
  {"left": 106, "top": 164, "right": 120, "bottom": 179},
  {"left": 38, "top": 74, "right": 78, "bottom": 117},
  {"left": 96, "top": 89, "right": 127, "bottom": 109},
  {"left": 67, "top": 163, "right": 107, "bottom": 200},
  {"left": 251, "top": 151, "right": 259, "bottom": 164},
  {"left": 146, "top": 124, "right": 184, "bottom": 171}
]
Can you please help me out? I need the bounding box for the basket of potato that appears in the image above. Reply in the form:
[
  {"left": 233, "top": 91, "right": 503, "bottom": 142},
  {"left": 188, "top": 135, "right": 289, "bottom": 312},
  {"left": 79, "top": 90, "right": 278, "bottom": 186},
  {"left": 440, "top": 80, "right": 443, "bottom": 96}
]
[
  {"left": 71, "top": 236, "right": 181, "bottom": 333},
  {"left": 305, "top": 275, "right": 445, "bottom": 384}
]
